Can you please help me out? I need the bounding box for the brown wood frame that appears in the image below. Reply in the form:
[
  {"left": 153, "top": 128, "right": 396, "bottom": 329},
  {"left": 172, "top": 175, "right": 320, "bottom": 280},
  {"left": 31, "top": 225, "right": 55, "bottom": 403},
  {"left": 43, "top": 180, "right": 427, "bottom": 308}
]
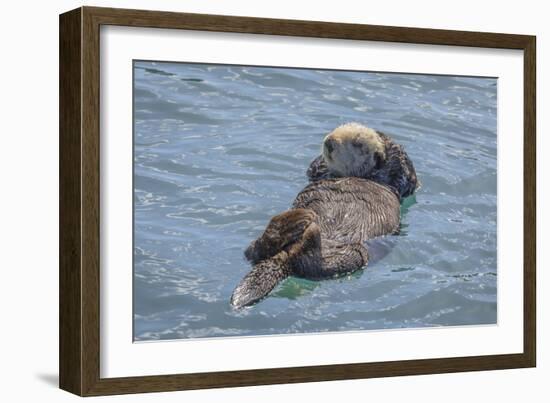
[{"left": 59, "top": 6, "right": 536, "bottom": 397}]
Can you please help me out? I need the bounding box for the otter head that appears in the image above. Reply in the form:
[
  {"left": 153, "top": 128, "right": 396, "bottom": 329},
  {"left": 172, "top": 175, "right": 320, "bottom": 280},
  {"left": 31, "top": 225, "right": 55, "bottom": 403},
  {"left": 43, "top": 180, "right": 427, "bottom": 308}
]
[{"left": 322, "top": 123, "right": 385, "bottom": 177}]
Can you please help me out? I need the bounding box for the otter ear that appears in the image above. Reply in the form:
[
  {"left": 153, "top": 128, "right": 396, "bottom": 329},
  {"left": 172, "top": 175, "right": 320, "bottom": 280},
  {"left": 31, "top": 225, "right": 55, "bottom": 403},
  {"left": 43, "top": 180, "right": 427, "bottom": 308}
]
[{"left": 374, "top": 151, "right": 385, "bottom": 170}]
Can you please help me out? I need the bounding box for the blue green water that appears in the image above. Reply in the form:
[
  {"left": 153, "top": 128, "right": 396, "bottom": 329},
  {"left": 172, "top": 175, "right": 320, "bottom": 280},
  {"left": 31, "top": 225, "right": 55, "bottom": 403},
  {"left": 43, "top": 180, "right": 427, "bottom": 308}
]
[{"left": 133, "top": 61, "right": 497, "bottom": 341}]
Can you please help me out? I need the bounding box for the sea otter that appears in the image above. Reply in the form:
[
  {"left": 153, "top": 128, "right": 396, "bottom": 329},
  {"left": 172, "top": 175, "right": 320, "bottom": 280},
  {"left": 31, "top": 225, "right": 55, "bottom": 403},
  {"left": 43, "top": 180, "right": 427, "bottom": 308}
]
[
  {"left": 307, "top": 122, "right": 419, "bottom": 199},
  {"left": 230, "top": 178, "right": 400, "bottom": 308}
]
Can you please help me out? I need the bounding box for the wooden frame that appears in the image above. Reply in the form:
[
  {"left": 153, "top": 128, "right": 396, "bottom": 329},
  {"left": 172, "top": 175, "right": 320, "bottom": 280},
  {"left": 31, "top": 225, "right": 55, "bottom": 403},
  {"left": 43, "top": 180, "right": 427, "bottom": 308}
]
[{"left": 59, "top": 6, "right": 536, "bottom": 396}]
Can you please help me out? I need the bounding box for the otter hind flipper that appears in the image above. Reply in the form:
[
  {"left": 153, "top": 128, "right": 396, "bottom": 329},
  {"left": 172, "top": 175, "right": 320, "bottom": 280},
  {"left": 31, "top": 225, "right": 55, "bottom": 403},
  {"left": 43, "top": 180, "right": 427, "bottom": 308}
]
[
  {"left": 244, "top": 209, "right": 318, "bottom": 264},
  {"left": 231, "top": 251, "right": 291, "bottom": 309},
  {"left": 234, "top": 209, "right": 320, "bottom": 308}
]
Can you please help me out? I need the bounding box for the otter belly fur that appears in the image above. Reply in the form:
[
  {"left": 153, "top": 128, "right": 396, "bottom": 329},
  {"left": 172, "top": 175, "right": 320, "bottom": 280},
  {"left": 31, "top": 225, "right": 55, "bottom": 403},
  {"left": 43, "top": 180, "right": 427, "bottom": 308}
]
[{"left": 230, "top": 178, "right": 400, "bottom": 308}]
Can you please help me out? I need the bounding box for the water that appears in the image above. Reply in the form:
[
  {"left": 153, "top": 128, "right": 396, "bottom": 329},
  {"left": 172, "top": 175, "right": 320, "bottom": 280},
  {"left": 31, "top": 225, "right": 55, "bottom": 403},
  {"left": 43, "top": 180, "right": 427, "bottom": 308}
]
[{"left": 133, "top": 60, "right": 497, "bottom": 341}]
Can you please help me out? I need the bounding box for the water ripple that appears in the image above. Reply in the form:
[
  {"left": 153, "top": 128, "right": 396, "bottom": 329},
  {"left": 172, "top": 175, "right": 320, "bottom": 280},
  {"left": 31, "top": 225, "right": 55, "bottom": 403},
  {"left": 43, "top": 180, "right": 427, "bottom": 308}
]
[{"left": 133, "top": 61, "right": 497, "bottom": 340}]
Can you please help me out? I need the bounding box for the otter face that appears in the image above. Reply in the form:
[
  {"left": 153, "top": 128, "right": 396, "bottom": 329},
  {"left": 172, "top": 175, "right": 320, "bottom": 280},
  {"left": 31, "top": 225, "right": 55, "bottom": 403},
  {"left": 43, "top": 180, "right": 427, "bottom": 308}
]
[{"left": 322, "top": 123, "right": 385, "bottom": 178}]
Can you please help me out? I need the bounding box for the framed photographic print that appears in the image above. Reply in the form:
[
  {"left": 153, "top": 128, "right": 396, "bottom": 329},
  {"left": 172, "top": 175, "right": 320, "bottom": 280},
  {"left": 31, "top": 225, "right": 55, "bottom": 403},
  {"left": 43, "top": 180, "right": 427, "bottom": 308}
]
[{"left": 59, "top": 6, "right": 536, "bottom": 396}]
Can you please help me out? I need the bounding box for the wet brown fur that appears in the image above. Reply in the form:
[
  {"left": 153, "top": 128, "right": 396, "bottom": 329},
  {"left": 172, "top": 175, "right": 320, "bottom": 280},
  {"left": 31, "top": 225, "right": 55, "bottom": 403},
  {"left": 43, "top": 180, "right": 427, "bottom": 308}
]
[{"left": 231, "top": 178, "right": 400, "bottom": 308}]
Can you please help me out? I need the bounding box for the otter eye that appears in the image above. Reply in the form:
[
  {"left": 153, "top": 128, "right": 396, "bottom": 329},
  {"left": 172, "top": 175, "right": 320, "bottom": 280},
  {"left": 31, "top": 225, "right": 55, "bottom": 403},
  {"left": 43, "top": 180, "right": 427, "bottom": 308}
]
[{"left": 352, "top": 141, "right": 363, "bottom": 149}]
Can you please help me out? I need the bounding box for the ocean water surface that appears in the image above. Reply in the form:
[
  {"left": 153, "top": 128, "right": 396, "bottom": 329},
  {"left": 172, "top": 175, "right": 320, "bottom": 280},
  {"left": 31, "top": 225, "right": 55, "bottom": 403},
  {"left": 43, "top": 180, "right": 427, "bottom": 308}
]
[{"left": 133, "top": 61, "right": 497, "bottom": 341}]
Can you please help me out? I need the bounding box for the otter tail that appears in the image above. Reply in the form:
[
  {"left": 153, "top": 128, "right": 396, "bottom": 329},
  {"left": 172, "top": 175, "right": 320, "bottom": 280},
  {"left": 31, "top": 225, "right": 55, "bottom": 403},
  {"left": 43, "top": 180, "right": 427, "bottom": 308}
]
[
  {"left": 230, "top": 251, "right": 291, "bottom": 309},
  {"left": 232, "top": 208, "right": 319, "bottom": 308}
]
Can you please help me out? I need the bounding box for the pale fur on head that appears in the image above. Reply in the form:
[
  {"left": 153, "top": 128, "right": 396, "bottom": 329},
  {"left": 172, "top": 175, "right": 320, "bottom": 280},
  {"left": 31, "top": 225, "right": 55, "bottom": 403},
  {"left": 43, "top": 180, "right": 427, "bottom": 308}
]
[{"left": 322, "top": 123, "right": 386, "bottom": 177}]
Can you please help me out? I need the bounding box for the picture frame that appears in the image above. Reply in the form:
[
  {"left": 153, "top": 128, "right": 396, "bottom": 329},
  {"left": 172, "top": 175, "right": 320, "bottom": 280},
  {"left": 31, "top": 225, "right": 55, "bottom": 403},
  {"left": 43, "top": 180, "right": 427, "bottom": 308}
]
[{"left": 59, "top": 6, "right": 536, "bottom": 396}]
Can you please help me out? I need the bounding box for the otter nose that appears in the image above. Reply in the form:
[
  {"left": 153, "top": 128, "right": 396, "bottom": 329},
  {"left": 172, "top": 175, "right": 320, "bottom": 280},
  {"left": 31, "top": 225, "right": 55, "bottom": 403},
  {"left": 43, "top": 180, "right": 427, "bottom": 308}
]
[{"left": 325, "top": 138, "right": 336, "bottom": 155}]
